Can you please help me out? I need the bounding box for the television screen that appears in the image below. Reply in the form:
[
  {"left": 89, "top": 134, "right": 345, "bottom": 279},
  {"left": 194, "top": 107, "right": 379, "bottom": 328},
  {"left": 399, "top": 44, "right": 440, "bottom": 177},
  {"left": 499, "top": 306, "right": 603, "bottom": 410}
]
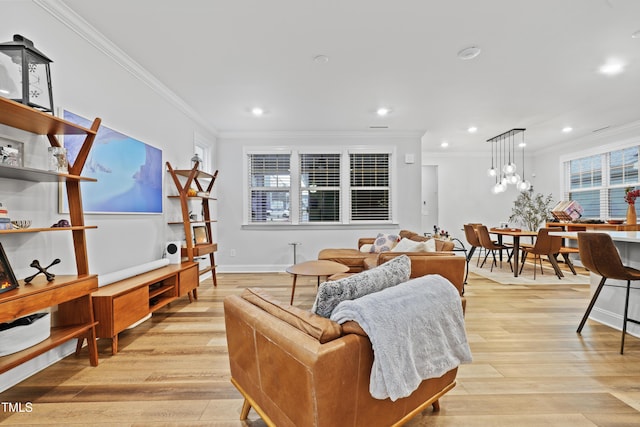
[{"left": 62, "top": 110, "right": 163, "bottom": 214}]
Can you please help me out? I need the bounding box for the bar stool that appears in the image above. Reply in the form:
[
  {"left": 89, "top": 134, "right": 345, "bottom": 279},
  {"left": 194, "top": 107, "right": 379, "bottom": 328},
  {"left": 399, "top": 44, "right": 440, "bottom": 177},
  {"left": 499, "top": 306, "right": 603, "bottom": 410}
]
[{"left": 576, "top": 232, "right": 640, "bottom": 354}]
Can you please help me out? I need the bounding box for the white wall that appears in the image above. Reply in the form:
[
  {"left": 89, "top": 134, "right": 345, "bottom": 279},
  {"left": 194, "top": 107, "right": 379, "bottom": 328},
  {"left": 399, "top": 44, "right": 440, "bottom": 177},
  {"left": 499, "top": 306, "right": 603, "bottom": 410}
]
[
  {"left": 0, "top": 2, "right": 215, "bottom": 391},
  {"left": 216, "top": 132, "right": 422, "bottom": 271},
  {"left": 422, "top": 150, "right": 536, "bottom": 237}
]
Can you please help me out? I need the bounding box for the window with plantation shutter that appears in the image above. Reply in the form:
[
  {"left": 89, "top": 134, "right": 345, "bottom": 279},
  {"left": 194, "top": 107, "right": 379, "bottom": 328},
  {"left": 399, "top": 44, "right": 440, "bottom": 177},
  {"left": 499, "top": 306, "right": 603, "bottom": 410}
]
[
  {"left": 563, "top": 146, "right": 639, "bottom": 220},
  {"left": 248, "top": 153, "right": 291, "bottom": 222},
  {"left": 300, "top": 153, "right": 340, "bottom": 222},
  {"left": 350, "top": 153, "right": 391, "bottom": 221}
]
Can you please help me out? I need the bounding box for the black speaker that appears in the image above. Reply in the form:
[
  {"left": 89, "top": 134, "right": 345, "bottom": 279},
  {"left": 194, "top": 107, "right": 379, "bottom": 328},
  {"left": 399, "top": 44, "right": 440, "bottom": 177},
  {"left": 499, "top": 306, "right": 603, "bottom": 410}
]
[{"left": 165, "top": 241, "right": 181, "bottom": 264}]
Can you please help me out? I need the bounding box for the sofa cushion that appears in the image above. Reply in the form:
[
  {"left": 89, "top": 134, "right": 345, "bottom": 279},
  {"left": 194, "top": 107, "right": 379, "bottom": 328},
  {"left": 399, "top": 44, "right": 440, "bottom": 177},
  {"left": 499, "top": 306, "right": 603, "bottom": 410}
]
[
  {"left": 370, "top": 232, "right": 400, "bottom": 253},
  {"left": 311, "top": 254, "right": 411, "bottom": 318},
  {"left": 241, "top": 288, "right": 342, "bottom": 343},
  {"left": 391, "top": 237, "right": 425, "bottom": 252}
]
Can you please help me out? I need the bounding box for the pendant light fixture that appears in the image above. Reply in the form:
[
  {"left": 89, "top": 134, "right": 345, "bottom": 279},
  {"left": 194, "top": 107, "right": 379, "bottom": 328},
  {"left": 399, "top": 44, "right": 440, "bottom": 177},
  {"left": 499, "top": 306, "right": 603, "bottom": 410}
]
[{"left": 487, "top": 128, "right": 527, "bottom": 194}]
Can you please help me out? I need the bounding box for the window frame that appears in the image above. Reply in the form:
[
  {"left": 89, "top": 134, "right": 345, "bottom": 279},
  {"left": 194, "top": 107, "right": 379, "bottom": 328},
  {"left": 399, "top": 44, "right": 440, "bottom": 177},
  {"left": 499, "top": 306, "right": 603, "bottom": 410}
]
[
  {"left": 243, "top": 146, "right": 396, "bottom": 226},
  {"left": 561, "top": 141, "right": 640, "bottom": 219}
]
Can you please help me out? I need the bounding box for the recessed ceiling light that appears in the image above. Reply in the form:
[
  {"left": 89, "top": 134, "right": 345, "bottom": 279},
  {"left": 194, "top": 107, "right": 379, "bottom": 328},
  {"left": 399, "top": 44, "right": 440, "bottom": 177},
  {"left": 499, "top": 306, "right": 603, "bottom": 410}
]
[
  {"left": 457, "top": 46, "right": 481, "bottom": 60},
  {"left": 440, "top": 141, "right": 449, "bottom": 148},
  {"left": 376, "top": 107, "right": 391, "bottom": 116},
  {"left": 562, "top": 126, "right": 573, "bottom": 133},
  {"left": 467, "top": 126, "right": 478, "bottom": 133},
  {"left": 518, "top": 142, "right": 526, "bottom": 148},
  {"left": 599, "top": 60, "right": 624, "bottom": 75},
  {"left": 313, "top": 54, "right": 329, "bottom": 63},
  {"left": 251, "top": 107, "right": 264, "bottom": 116},
  {"left": 632, "top": 30, "right": 640, "bottom": 39}
]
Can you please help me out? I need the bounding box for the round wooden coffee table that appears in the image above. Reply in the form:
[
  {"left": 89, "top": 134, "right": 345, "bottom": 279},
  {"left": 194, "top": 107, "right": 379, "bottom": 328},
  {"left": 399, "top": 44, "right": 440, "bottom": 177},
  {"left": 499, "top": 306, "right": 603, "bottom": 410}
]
[{"left": 286, "top": 260, "right": 349, "bottom": 304}]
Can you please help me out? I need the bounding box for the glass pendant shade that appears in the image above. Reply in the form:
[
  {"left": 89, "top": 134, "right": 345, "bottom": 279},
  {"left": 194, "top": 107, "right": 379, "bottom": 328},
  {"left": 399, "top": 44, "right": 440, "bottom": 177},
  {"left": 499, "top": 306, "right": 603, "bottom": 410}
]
[
  {"left": 503, "top": 162, "right": 516, "bottom": 174},
  {"left": 487, "top": 167, "right": 497, "bottom": 177},
  {"left": 517, "top": 180, "right": 531, "bottom": 192},
  {"left": 507, "top": 173, "right": 520, "bottom": 184}
]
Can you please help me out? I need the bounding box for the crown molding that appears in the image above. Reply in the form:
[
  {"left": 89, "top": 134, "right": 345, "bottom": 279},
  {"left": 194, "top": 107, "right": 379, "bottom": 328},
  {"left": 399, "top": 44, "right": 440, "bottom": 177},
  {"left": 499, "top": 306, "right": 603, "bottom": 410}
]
[
  {"left": 218, "top": 130, "right": 425, "bottom": 140},
  {"left": 34, "top": 0, "right": 218, "bottom": 136}
]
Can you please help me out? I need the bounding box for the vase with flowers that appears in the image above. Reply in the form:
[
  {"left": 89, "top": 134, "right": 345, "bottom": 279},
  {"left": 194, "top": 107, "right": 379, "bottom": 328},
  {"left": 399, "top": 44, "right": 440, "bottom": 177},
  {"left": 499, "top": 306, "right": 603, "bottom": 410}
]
[{"left": 624, "top": 187, "right": 640, "bottom": 224}]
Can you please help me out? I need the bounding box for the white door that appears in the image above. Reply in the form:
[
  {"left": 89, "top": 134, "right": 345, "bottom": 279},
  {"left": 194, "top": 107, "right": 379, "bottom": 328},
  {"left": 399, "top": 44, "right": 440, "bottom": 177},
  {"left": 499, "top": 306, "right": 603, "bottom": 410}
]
[{"left": 421, "top": 165, "right": 438, "bottom": 236}]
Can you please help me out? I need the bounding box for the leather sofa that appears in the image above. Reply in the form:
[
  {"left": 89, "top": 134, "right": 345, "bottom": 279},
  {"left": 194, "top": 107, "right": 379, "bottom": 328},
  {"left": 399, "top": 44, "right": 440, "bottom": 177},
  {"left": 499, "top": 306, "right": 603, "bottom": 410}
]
[
  {"left": 224, "top": 255, "right": 466, "bottom": 426},
  {"left": 318, "top": 229, "right": 455, "bottom": 273}
]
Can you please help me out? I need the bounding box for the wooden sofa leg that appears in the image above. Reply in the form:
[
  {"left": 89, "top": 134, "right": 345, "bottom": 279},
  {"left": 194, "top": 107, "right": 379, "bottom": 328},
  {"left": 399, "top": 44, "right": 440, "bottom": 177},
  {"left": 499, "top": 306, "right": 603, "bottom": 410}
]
[
  {"left": 240, "top": 399, "right": 252, "bottom": 420},
  {"left": 432, "top": 400, "right": 440, "bottom": 412}
]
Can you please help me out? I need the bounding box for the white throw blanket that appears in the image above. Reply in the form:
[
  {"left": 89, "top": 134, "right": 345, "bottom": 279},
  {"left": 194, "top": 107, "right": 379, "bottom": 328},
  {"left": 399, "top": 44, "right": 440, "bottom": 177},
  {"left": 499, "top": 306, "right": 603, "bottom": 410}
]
[{"left": 330, "top": 274, "right": 472, "bottom": 401}]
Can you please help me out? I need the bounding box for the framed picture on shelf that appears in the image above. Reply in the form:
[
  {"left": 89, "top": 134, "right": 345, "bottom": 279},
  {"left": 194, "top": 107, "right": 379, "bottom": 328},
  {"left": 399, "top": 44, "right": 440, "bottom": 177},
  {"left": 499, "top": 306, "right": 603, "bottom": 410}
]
[
  {"left": 193, "top": 226, "right": 208, "bottom": 245},
  {"left": 0, "top": 242, "right": 19, "bottom": 294}
]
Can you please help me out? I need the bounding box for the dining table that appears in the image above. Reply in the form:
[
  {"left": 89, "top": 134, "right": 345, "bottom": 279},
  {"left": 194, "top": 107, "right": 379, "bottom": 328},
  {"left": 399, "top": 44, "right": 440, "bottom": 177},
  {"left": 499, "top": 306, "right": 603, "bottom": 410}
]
[{"left": 489, "top": 228, "right": 539, "bottom": 277}]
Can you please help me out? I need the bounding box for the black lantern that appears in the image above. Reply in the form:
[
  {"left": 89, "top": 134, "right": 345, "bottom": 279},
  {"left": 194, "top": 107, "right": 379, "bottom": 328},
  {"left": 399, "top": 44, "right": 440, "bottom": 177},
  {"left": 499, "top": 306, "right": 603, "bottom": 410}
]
[{"left": 0, "top": 34, "right": 54, "bottom": 113}]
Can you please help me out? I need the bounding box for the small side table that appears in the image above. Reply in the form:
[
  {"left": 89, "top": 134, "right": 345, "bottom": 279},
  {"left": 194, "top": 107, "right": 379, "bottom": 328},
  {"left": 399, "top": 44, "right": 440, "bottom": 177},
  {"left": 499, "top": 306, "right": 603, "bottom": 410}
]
[{"left": 286, "top": 260, "right": 349, "bottom": 305}]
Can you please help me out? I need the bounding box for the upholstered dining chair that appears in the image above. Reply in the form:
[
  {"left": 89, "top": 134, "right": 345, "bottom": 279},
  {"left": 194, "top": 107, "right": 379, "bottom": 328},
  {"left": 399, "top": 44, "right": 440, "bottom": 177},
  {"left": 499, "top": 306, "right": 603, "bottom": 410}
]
[
  {"left": 577, "top": 232, "right": 640, "bottom": 354},
  {"left": 476, "top": 225, "right": 512, "bottom": 272},
  {"left": 519, "top": 227, "right": 563, "bottom": 279}
]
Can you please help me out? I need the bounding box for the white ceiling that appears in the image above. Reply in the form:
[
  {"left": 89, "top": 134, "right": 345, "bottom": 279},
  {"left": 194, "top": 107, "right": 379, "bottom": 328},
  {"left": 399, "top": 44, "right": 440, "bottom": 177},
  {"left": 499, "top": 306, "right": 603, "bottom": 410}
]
[{"left": 62, "top": 0, "right": 640, "bottom": 152}]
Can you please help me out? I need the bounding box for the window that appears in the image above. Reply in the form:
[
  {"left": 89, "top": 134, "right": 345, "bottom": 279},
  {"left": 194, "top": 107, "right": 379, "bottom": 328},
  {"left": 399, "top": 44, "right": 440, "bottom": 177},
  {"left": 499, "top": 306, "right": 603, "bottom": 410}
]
[
  {"left": 246, "top": 148, "right": 394, "bottom": 224},
  {"left": 564, "top": 146, "right": 639, "bottom": 219},
  {"left": 350, "top": 153, "right": 390, "bottom": 221},
  {"left": 300, "top": 153, "right": 341, "bottom": 222},
  {"left": 248, "top": 153, "right": 291, "bottom": 222}
]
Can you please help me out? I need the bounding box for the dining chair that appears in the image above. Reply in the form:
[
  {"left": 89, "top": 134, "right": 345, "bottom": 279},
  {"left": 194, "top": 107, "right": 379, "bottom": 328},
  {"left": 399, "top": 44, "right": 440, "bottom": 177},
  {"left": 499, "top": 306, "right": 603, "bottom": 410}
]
[
  {"left": 518, "top": 227, "right": 563, "bottom": 279},
  {"left": 576, "top": 232, "right": 640, "bottom": 354},
  {"left": 476, "top": 225, "right": 512, "bottom": 272},
  {"left": 463, "top": 223, "right": 484, "bottom": 266}
]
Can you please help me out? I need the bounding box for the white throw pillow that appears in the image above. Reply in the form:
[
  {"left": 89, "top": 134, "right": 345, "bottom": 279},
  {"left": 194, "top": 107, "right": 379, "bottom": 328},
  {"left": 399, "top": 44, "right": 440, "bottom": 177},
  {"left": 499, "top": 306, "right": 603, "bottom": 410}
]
[
  {"left": 423, "top": 238, "right": 437, "bottom": 252},
  {"left": 391, "top": 238, "right": 424, "bottom": 252},
  {"left": 360, "top": 243, "right": 373, "bottom": 253}
]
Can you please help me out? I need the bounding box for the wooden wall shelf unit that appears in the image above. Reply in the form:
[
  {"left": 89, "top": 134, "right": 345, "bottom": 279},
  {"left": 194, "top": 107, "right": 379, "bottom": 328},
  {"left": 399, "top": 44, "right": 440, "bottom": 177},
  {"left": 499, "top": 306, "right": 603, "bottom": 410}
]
[
  {"left": 166, "top": 162, "right": 218, "bottom": 287},
  {"left": 91, "top": 262, "right": 198, "bottom": 355},
  {"left": 0, "top": 97, "right": 101, "bottom": 372}
]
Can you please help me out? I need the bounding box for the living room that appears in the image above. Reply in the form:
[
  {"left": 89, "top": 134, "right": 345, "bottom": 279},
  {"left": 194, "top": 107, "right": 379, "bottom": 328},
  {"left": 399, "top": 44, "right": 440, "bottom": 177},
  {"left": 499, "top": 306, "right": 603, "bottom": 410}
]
[{"left": 2, "top": 1, "right": 640, "bottom": 425}]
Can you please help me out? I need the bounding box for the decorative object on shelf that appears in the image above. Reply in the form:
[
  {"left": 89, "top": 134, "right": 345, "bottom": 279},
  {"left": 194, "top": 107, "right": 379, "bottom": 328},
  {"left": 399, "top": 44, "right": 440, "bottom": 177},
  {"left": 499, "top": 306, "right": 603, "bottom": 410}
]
[
  {"left": 24, "top": 258, "right": 60, "bottom": 283},
  {"left": 0, "top": 34, "right": 54, "bottom": 113},
  {"left": 47, "top": 146, "right": 68, "bottom": 173},
  {"left": 191, "top": 153, "right": 203, "bottom": 170},
  {"left": 0, "top": 202, "right": 10, "bottom": 230},
  {"left": 0, "top": 242, "right": 18, "bottom": 294},
  {"left": 0, "top": 143, "right": 21, "bottom": 166},
  {"left": 10, "top": 219, "right": 31, "bottom": 229},
  {"left": 51, "top": 219, "right": 70, "bottom": 227},
  {"left": 624, "top": 187, "right": 640, "bottom": 225},
  {"left": 487, "top": 128, "right": 531, "bottom": 194},
  {"left": 508, "top": 192, "right": 554, "bottom": 231},
  {"left": 193, "top": 225, "right": 208, "bottom": 244}
]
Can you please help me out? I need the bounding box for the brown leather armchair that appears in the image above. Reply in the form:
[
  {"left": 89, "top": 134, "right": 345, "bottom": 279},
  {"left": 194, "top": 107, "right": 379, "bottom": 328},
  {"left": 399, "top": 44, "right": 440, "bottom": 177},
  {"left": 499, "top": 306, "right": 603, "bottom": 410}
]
[{"left": 224, "top": 256, "right": 466, "bottom": 426}]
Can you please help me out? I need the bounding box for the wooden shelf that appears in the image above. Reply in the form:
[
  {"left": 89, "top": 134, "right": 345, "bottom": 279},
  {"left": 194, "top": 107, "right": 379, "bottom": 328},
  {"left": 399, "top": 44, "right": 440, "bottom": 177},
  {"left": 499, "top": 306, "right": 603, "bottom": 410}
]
[
  {"left": 182, "top": 243, "right": 217, "bottom": 257},
  {"left": 167, "top": 220, "right": 217, "bottom": 225},
  {"left": 167, "top": 195, "right": 217, "bottom": 200},
  {"left": 166, "top": 162, "right": 218, "bottom": 286},
  {"left": 172, "top": 169, "right": 216, "bottom": 180},
  {"left": 0, "top": 164, "right": 97, "bottom": 182},
  {"left": 0, "top": 98, "right": 102, "bottom": 375},
  {"left": 0, "top": 97, "right": 96, "bottom": 136},
  {"left": 0, "top": 322, "right": 98, "bottom": 374},
  {"left": 0, "top": 226, "right": 98, "bottom": 235}
]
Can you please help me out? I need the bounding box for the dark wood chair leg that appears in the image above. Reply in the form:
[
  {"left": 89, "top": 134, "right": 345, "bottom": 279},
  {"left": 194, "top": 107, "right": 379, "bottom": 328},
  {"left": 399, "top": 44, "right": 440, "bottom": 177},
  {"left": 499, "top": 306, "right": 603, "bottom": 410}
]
[
  {"left": 578, "top": 276, "right": 607, "bottom": 333},
  {"left": 432, "top": 400, "right": 440, "bottom": 412},
  {"left": 621, "top": 280, "right": 631, "bottom": 354}
]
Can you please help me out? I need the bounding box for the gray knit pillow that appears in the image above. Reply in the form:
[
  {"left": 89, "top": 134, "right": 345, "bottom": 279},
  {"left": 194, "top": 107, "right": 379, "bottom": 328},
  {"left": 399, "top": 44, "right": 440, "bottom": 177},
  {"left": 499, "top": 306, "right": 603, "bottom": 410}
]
[{"left": 311, "top": 255, "right": 411, "bottom": 318}]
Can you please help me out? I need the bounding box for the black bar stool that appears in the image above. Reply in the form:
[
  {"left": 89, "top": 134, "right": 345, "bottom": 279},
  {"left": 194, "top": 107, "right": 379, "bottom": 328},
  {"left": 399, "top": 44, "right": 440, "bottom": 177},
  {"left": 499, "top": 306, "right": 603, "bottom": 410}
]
[{"left": 576, "top": 232, "right": 640, "bottom": 354}]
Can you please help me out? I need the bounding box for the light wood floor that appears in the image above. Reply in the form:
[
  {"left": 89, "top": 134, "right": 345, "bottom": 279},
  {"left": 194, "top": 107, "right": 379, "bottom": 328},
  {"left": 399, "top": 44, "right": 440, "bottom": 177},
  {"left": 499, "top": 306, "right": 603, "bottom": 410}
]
[{"left": 2, "top": 263, "right": 640, "bottom": 426}]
